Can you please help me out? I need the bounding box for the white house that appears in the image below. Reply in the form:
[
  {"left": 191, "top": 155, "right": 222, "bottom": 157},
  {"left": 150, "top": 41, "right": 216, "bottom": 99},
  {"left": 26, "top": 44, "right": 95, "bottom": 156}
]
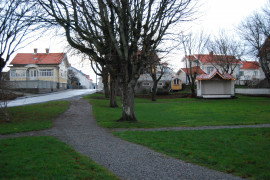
[
  {"left": 181, "top": 52, "right": 242, "bottom": 78},
  {"left": 176, "top": 66, "right": 206, "bottom": 85},
  {"left": 239, "top": 61, "right": 265, "bottom": 85}
]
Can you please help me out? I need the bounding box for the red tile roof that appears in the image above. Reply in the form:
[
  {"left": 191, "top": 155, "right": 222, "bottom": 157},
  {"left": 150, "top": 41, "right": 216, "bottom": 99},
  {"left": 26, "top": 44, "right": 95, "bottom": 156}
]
[
  {"left": 181, "top": 67, "right": 206, "bottom": 75},
  {"left": 10, "top": 53, "right": 66, "bottom": 65},
  {"left": 193, "top": 54, "right": 241, "bottom": 64},
  {"left": 241, "top": 61, "right": 260, "bottom": 70},
  {"left": 185, "top": 55, "right": 197, "bottom": 61},
  {"left": 196, "top": 69, "right": 235, "bottom": 80}
]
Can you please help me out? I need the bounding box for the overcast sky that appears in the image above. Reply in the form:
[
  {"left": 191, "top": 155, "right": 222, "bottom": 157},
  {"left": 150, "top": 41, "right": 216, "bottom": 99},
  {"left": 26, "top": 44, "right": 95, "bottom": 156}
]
[{"left": 5, "top": 0, "right": 268, "bottom": 82}]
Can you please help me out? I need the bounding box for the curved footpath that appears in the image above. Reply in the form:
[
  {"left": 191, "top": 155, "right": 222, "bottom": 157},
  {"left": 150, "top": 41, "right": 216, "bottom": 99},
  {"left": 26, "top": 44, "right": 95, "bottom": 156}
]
[{"left": 0, "top": 99, "right": 243, "bottom": 180}]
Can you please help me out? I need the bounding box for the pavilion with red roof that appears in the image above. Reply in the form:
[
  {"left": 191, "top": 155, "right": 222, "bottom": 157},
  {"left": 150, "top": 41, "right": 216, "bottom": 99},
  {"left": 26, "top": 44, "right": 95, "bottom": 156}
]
[{"left": 196, "top": 70, "right": 236, "bottom": 98}]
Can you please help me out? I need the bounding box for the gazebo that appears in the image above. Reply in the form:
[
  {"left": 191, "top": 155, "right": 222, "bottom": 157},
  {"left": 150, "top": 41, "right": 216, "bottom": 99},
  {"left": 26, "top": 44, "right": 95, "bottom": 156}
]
[{"left": 196, "top": 70, "right": 236, "bottom": 98}]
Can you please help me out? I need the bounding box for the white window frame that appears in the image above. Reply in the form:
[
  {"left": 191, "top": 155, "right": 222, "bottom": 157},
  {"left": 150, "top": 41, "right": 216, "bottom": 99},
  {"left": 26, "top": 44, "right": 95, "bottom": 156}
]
[
  {"left": 240, "top": 71, "right": 244, "bottom": 76},
  {"left": 207, "top": 67, "right": 214, "bottom": 74},
  {"left": 253, "top": 71, "right": 257, "bottom": 76},
  {"left": 174, "top": 78, "right": 180, "bottom": 85},
  {"left": 10, "top": 70, "right": 16, "bottom": 77},
  {"left": 11, "top": 69, "right": 26, "bottom": 77},
  {"left": 39, "top": 69, "right": 54, "bottom": 77},
  {"left": 157, "top": 82, "right": 163, "bottom": 86}
]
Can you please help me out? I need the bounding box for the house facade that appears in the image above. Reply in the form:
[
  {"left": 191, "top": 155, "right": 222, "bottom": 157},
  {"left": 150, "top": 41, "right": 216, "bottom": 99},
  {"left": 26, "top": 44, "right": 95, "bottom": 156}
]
[
  {"left": 9, "top": 48, "right": 69, "bottom": 93},
  {"left": 196, "top": 70, "right": 236, "bottom": 98},
  {"left": 181, "top": 52, "right": 242, "bottom": 79},
  {"left": 238, "top": 61, "right": 265, "bottom": 85},
  {"left": 177, "top": 66, "right": 206, "bottom": 85}
]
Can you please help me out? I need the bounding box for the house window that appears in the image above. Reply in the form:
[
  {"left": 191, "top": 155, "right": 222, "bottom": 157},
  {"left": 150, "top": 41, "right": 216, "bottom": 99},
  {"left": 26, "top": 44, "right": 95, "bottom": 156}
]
[
  {"left": 142, "top": 82, "right": 150, "bottom": 86},
  {"left": 158, "top": 82, "right": 163, "bottom": 86},
  {"left": 240, "top": 71, "right": 244, "bottom": 76},
  {"left": 253, "top": 71, "right": 257, "bottom": 76},
  {"left": 174, "top": 78, "right": 180, "bottom": 85},
  {"left": 11, "top": 70, "right": 26, "bottom": 77},
  {"left": 10, "top": 70, "right": 16, "bottom": 77},
  {"left": 207, "top": 67, "right": 214, "bottom": 74},
  {"left": 39, "top": 69, "right": 54, "bottom": 77}
]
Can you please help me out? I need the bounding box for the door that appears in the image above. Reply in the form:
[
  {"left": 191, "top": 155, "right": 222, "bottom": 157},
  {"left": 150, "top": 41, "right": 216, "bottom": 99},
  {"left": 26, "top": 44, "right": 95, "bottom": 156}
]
[{"left": 29, "top": 69, "right": 38, "bottom": 80}]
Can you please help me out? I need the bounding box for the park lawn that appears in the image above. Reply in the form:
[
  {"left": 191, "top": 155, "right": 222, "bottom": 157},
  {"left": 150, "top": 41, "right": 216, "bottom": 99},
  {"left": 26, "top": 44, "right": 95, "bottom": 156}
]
[
  {"left": 85, "top": 93, "right": 270, "bottom": 128},
  {"left": 114, "top": 128, "right": 270, "bottom": 179},
  {"left": 0, "top": 136, "right": 118, "bottom": 179},
  {"left": 0, "top": 101, "right": 70, "bottom": 134}
]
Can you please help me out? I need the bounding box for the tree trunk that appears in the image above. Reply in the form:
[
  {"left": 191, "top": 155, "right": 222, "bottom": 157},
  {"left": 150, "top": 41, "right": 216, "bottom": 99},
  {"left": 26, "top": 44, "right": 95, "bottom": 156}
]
[
  {"left": 109, "top": 77, "right": 118, "bottom": 108},
  {"left": 102, "top": 73, "right": 110, "bottom": 99},
  {"left": 190, "top": 79, "right": 196, "bottom": 98},
  {"left": 3, "top": 106, "right": 10, "bottom": 123},
  {"left": 0, "top": 57, "right": 6, "bottom": 74},
  {"left": 151, "top": 81, "right": 158, "bottom": 101},
  {"left": 118, "top": 80, "right": 137, "bottom": 122}
]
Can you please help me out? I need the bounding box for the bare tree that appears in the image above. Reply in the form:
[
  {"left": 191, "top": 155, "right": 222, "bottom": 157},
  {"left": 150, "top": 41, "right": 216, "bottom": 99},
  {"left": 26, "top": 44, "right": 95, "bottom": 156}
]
[
  {"left": 207, "top": 32, "right": 244, "bottom": 76},
  {"left": 238, "top": 1, "right": 270, "bottom": 85},
  {"left": 179, "top": 31, "right": 209, "bottom": 97},
  {"left": 38, "top": 0, "right": 197, "bottom": 121},
  {"left": 90, "top": 52, "right": 120, "bottom": 108},
  {"left": 90, "top": 61, "right": 110, "bottom": 98},
  {"left": 0, "top": 0, "right": 39, "bottom": 75},
  {"left": 0, "top": 79, "right": 11, "bottom": 122},
  {"left": 146, "top": 52, "right": 165, "bottom": 101}
]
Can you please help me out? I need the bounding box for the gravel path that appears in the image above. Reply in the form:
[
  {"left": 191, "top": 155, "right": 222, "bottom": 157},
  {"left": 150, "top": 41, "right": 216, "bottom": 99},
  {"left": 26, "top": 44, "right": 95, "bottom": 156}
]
[
  {"left": 0, "top": 99, "right": 242, "bottom": 180},
  {"left": 112, "top": 124, "right": 270, "bottom": 132}
]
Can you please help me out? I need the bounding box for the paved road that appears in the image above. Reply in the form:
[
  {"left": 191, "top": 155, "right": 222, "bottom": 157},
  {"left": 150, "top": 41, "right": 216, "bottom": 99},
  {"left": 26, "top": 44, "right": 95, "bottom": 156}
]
[{"left": 1, "top": 89, "right": 97, "bottom": 107}]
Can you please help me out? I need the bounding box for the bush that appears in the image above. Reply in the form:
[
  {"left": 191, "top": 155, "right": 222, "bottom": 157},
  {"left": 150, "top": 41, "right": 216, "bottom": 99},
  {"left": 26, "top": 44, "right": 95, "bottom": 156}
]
[{"left": 157, "top": 88, "right": 169, "bottom": 95}]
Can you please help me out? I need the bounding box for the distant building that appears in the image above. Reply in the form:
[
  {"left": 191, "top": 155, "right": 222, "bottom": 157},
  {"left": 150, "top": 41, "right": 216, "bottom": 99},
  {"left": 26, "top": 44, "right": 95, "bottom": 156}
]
[
  {"left": 180, "top": 51, "right": 242, "bottom": 79},
  {"left": 136, "top": 62, "right": 181, "bottom": 94},
  {"left": 238, "top": 61, "right": 265, "bottom": 85},
  {"left": 9, "top": 48, "right": 69, "bottom": 93},
  {"left": 68, "top": 66, "right": 94, "bottom": 89},
  {"left": 177, "top": 66, "right": 206, "bottom": 85}
]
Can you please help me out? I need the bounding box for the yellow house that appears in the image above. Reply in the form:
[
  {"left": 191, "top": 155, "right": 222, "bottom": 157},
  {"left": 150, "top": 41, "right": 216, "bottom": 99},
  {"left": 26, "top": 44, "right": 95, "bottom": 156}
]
[
  {"left": 171, "top": 77, "right": 182, "bottom": 91},
  {"left": 9, "top": 48, "right": 69, "bottom": 92}
]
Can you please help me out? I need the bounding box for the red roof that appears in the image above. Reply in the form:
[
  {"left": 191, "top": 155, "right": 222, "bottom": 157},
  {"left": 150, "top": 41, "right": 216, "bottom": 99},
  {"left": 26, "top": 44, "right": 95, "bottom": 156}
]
[
  {"left": 185, "top": 55, "right": 197, "bottom": 61},
  {"left": 10, "top": 53, "right": 66, "bottom": 65},
  {"left": 196, "top": 69, "right": 235, "bottom": 80},
  {"left": 181, "top": 67, "right": 206, "bottom": 75},
  {"left": 241, "top": 61, "right": 260, "bottom": 70},
  {"left": 193, "top": 54, "right": 241, "bottom": 64}
]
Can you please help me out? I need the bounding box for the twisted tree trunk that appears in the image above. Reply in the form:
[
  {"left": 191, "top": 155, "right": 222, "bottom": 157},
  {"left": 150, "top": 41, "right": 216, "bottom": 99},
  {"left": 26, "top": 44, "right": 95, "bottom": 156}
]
[{"left": 109, "top": 76, "right": 118, "bottom": 108}]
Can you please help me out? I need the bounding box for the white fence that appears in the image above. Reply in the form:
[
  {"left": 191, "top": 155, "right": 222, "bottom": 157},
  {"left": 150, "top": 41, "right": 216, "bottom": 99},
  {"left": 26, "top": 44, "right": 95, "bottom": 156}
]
[{"left": 235, "top": 88, "right": 270, "bottom": 95}]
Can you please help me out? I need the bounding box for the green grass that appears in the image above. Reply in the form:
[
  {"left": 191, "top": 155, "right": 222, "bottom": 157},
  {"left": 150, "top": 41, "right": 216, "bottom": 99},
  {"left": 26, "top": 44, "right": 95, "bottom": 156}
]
[
  {"left": 85, "top": 93, "right": 270, "bottom": 128},
  {"left": 0, "top": 136, "right": 118, "bottom": 179},
  {"left": 114, "top": 128, "right": 270, "bottom": 179},
  {"left": 0, "top": 101, "right": 70, "bottom": 134}
]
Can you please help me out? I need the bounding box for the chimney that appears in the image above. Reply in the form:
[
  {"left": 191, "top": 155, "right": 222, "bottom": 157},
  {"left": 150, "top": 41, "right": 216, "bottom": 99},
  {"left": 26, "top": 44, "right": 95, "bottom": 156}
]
[
  {"left": 45, "top": 48, "right": 49, "bottom": 54},
  {"left": 209, "top": 51, "right": 213, "bottom": 56},
  {"left": 34, "top": 48, "right": 38, "bottom": 54}
]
